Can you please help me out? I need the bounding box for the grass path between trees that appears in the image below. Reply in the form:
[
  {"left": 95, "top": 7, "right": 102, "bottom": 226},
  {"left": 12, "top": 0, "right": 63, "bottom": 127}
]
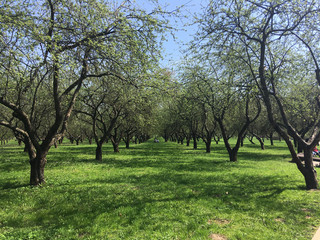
[{"left": 0, "top": 139, "right": 320, "bottom": 240}]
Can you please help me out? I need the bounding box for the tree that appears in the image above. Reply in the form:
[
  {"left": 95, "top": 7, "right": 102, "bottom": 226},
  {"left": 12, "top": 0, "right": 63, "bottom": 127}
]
[
  {"left": 0, "top": 127, "right": 13, "bottom": 145},
  {"left": 197, "top": 0, "right": 320, "bottom": 189},
  {"left": 180, "top": 60, "right": 260, "bottom": 161},
  {"left": 0, "top": 0, "right": 168, "bottom": 185},
  {"left": 77, "top": 76, "right": 125, "bottom": 160},
  {"left": 199, "top": 102, "right": 218, "bottom": 153}
]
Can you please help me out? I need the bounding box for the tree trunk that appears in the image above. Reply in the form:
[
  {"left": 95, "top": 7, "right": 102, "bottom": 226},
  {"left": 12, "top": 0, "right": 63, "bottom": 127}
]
[
  {"left": 302, "top": 149, "right": 318, "bottom": 189},
  {"left": 205, "top": 140, "right": 211, "bottom": 153},
  {"left": 95, "top": 143, "right": 102, "bottom": 161},
  {"left": 248, "top": 136, "right": 255, "bottom": 144},
  {"left": 269, "top": 133, "right": 274, "bottom": 146},
  {"left": 217, "top": 118, "right": 242, "bottom": 163},
  {"left": 257, "top": 137, "right": 264, "bottom": 150},
  {"left": 193, "top": 135, "right": 197, "bottom": 150},
  {"left": 125, "top": 140, "right": 130, "bottom": 149},
  {"left": 229, "top": 149, "right": 238, "bottom": 162},
  {"left": 253, "top": 134, "right": 264, "bottom": 150},
  {"left": 112, "top": 142, "right": 119, "bottom": 152},
  {"left": 30, "top": 154, "right": 47, "bottom": 186},
  {"left": 297, "top": 141, "right": 303, "bottom": 153}
]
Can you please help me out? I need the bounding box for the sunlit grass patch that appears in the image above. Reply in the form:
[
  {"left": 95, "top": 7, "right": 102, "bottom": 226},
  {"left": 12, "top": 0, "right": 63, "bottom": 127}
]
[{"left": 0, "top": 139, "right": 319, "bottom": 239}]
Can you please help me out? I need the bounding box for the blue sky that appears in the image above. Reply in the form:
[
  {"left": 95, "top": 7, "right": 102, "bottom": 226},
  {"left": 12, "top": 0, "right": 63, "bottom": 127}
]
[
  {"left": 158, "top": 0, "right": 207, "bottom": 68},
  {"left": 136, "top": 0, "right": 208, "bottom": 69}
]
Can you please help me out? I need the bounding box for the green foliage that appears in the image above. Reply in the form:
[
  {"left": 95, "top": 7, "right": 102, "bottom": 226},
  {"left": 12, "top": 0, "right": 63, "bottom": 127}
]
[
  {"left": 1, "top": 140, "right": 320, "bottom": 239},
  {"left": 0, "top": 0, "right": 169, "bottom": 133}
]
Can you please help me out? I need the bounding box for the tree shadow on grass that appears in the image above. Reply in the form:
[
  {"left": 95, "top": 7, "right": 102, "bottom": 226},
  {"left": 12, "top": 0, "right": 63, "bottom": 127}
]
[
  {"left": 0, "top": 146, "right": 28, "bottom": 172},
  {"left": 243, "top": 143, "right": 289, "bottom": 151},
  {"left": 0, "top": 181, "right": 29, "bottom": 190},
  {"left": 5, "top": 169, "right": 308, "bottom": 240},
  {"left": 1, "top": 141, "right": 317, "bottom": 239},
  {"left": 237, "top": 151, "right": 289, "bottom": 162}
]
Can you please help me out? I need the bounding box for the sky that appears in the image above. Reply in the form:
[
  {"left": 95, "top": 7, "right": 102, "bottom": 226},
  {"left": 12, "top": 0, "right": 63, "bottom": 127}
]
[
  {"left": 159, "top": 0, "right": 208, "bottom": 69},
  {"left": 136, "top": 0, "right": 208, "bottom": 69}
]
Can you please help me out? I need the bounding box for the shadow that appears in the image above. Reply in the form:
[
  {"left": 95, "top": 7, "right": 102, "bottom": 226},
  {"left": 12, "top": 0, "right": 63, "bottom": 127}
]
[
  {"left": 0, "top": 140, "right": 318, "bottom": 239},
  {"left": 0, "top": 181, "right": 29, "bottom": 190},
  {"left": 13, "top": 168, "right": 305, "bottom": 239}
]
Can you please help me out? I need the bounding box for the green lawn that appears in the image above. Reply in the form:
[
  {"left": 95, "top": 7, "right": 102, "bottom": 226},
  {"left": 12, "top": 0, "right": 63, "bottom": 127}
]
[{"left": 0, "top": 139, "right": 319, "bottom": 240}]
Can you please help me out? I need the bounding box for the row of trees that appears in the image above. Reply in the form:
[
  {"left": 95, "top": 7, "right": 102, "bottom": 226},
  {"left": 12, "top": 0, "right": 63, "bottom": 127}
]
[
  {"left": 1, "top": 0, "right": 320, "bottom": 190},
  {"left": 156, "top": 0, "right": 320, "bottom": 190},
  {"left": 188, "top": 0, "right": 320, "bottom": 189},
  {"left": 0, "top": 0, "right": 171, "bottom": 185}
]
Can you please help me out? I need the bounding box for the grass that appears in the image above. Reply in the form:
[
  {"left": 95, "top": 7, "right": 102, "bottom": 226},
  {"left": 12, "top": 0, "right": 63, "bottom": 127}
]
[{"left": 0, "top": 139, "right": 320, "bottom": 240}]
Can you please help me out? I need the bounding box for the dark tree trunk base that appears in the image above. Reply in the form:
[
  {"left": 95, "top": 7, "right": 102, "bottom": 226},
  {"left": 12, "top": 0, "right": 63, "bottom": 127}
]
[
  {"left": 30, "top": 156, "right": 47, "bottom": 186},
  {"left": 229, "top": 150, "right": 238, "bottom": 162},
  {"left": 304, "top": 171, "right": 318, "bottom": 190},
  {"left": 193, "top": 139, "right": 197, "bottom": 150},
  {"left": 206, "top": 142, "right": 211, "bottom": 153},
  {"left": 96, "top": 144, "right": 102, "bottom": 161}
]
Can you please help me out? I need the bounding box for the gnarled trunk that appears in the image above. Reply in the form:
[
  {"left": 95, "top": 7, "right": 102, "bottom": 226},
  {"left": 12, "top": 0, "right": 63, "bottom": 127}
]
[
  {"left": 24, "top": 138, "right": 47, "bottom": 186},
  {"left": 30, "top": 155, "right": 47, "bottom": 186}
]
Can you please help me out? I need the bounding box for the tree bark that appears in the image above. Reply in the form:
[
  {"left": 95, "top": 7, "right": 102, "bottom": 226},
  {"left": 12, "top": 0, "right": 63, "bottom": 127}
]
[
  {"left": 205, "top": 140, "right": 211, "bottom": 153},
  {"left": 229, "top": 149, "right": 238, "bottom": 162},
  {"left": 30, "top": 155, "right": 47, "bottom": 185},
  {"left": 193, "top": 135, "right": 197, "bottom": 150},
  {"left": 257, "top": 137, "right": 265, "bottom": 150},
  {"left": 213, "top": 136, "right": 219, "bottom": 144},
  {"left": 269, "top": 132, "right": 274, "bottom": 146},
  {"left": 112, "top": 142, "right": 120, "bottom": 152},
  {"left": 125, "top": 140, "right": 130, "bottom": 149},
  {"left": 253, "top": 134, "right": 264, "bottom": 150},
  {"left": 95, "top": 143, "right": 102, "bottom": 161},
  {"left": 301, "top": 149, "right": 318, "bottom": 189}
]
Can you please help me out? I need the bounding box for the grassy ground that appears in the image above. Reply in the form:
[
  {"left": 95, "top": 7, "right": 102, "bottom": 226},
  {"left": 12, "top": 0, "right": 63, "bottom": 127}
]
[{"left": 0, "top": 139, "right": 319, "bottom": 240}]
